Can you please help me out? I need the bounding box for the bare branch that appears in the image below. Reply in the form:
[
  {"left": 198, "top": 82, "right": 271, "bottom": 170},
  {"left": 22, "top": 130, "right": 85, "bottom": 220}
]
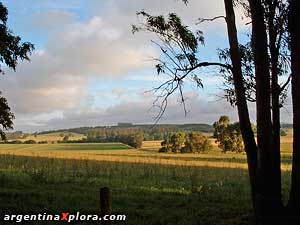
[
  {"left": 197, "top": 16, "right": 226, "bottom": 24},
  {"left": 279, "top": 74, "right": 291, "bottom": 93},
  {"left": 184, "top": 62, "right": 233, "bottom": 72}
]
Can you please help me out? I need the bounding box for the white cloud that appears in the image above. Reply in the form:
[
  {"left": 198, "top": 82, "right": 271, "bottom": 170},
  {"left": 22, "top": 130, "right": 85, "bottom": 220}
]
[{"left": 1, "top": 0, "right": 292, "bottom": 132}]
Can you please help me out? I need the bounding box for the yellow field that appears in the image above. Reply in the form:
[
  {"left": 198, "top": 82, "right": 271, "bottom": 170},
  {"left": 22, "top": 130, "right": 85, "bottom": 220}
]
[
  {"left": 0, "top": 134, "right": 293, "bottom": 172},
  {"left": 20, "top": 132, "right": 86, "bottom": 143}
]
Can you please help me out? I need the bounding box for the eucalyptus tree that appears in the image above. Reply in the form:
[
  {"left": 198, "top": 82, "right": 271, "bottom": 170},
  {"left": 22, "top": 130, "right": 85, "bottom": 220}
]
[
  {"left": 133, "top": 0, "right": 300, "bottom": 224},
  {"left": 0, "top": 2, "right": 34, "bottom": 139}
]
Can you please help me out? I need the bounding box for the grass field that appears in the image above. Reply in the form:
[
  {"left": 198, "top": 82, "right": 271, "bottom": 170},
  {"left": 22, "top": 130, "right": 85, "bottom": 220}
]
[
  {"left": 0, "top": 132, "right": 294, "bottom": 225},
  {"left": 11, "top": 132, "right": 86, "bottom": 143}
]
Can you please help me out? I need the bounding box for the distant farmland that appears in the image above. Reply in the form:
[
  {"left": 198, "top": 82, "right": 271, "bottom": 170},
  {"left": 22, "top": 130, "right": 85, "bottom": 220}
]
[
  {"left": 0, "top": 130, "right": 293, "bottom": 225},
  {"left": 0, "top": 143, "right": 131, "bottom": 152}
]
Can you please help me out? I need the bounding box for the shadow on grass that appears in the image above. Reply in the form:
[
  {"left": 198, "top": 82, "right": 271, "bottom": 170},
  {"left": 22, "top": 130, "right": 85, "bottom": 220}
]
[{"left": 0, "top": 155, "right": 290, "bottom": 225}]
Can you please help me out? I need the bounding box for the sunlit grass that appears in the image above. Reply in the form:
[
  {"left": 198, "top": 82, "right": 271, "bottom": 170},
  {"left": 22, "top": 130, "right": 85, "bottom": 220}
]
[{"left": 0, "top": 133, "right": 294, "bottom": 224}]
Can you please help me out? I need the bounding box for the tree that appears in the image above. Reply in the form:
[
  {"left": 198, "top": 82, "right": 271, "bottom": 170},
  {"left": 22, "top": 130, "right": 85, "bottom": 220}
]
[
  {"left": 129, "top": 133, "right": 144, "bottom": 148},
  {"left": 159, "top": 138, "right": 172, "bottom": 152},
  {"left": 213, "top": 116, "right": 244, "bottom": 153},
  {"left": 0, "top": 95, "right": 14, "bottom": 140},
  {"left": 280, "top": 129, "right": 287, "bottom": 137},
  {"left": 0, "top": 2, "right": 34, "bottom": 140},
  {"left": 23, "top": 140, "right": 36, "bottom": 144},
  {"left": 288, "top": 0, "right": 300, "bottom": 215},
  {"left": 170, "top": 132, "right": 186, "bottom": 153},
  {"left": 184, "top": 132, "right": 212, "bottom": 153},
  {"left": 213, "top": 115, "right": 230, "bottom": 138},
  {"left": 62, "top": 135, "right": 69, "bottom": 142},
  {"left": 159, "top": 132, "right": 211, "bottom": 153},
  {"left": 133, "top": 0, "right": 299, "bottom": 223},
  {"left": 159, "top": 132, "right": 186, "bottom": 153}
]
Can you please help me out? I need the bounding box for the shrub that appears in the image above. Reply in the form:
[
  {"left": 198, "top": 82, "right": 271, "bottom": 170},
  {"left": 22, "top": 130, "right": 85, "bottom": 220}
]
[
  {"left": 159, "top": 132, "right": 211, "bottom": 153},
  {"left": 280, "top": 129, "right": 287, "bottom": 136},
  {"left": 23, "top": 140, "right": 36, "bottom": 144},
  {"left": 6, "top": 140, "right": 23, "bottom": 144},
  {"left": 183, "top": 133, "right": 212, "bottom": 153}
]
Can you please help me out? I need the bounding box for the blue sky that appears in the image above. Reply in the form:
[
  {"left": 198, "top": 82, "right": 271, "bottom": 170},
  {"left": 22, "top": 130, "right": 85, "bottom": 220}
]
[{"left": 0, "top": 0, "right": 292, "bottom": 132}]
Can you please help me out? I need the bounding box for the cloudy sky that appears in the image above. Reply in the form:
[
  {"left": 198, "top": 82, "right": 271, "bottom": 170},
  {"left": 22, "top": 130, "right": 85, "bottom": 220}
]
[{"left": 0, "top": 0, "right": 292, "bottom": 132}]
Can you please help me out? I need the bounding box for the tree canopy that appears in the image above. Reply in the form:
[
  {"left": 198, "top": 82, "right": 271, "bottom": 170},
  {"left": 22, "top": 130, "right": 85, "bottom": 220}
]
[
  {"left": 159, "top": 131, "right": 212, "bottom": 153},
  {"left": 0, "top": 2, "right": 34, "bottom": 140},
  {"left": 213, "top": 116, "right": 244, "bottom": 153}
]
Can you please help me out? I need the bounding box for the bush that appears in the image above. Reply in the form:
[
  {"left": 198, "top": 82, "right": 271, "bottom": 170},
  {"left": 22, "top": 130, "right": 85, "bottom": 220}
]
[
  {"left": 280, "top": 129, "right": 287, "bottom": 136},
  {"left": 183, "top": 133, "right": 212, "bottom": 153},
  {"left": 158, "top": 146, "right": 169, "bottom": 152},
  {"left": 23, "top": 140, "right": 36, "bottom": 144},
  {"left": 159, "top": 132, "right": 211, "bottom": 153},
  {"left": 6, "top": 140, "right": 23, "bottom": 144}
]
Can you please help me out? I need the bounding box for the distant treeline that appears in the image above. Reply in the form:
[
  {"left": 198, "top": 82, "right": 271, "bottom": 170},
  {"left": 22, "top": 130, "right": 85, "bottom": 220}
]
[
  {"left": 60, "top": 128, "right": 144, "bottom": 148},
  {"left": 38, "top": 123, "right": 215, "bottom": 136},
  {"left": 2, "top": 140, "right": 47, "bottom": 144},
  {"left": 281, "top": 124, "right": 293, "bottom": 129},
  {"left": 56, "top": 125, "right": 214, "bottom": 148}
]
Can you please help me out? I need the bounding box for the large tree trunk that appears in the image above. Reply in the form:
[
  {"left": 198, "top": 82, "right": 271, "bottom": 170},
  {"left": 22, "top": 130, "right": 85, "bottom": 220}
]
[
  {"left": 288, "top": 0, "right": 300, "bottom": 220},
  {"left": 223, "top": 0, "right": 258, "bottom": 215},
  {"left": 248, "top": 0, "right": 282, "bottom": 223},
  {"left": 268, "top": 1, "right": 282, "bottom": 211},
  {"left": 271, "top": 71, "right": 282, "bottom": 208}
]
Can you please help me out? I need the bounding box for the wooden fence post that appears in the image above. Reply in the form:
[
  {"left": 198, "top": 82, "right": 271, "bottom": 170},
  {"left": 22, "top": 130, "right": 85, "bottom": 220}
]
[{"left": 100, "top": 187, "right": 112, "bottom": 225}]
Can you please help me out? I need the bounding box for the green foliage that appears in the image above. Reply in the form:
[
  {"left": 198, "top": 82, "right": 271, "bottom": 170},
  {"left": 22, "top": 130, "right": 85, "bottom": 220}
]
[
  {"left": 132, "top": 10, "right": 207, "bottom": 107},
  {"left": 0, "top": 2, "right": 34, "bottom": 140},
  {"left": 213, "top": 116, "right": 244, "bottom": 153},
  {"left": 160, "top": 132, "right": 184, "bottom": 153},
  {"left": 134, "top": 11, "right": 202, "bottom": 59},
  {"left": 38, "top": 123, "right": 214, "bottom": 137},
  {"left": 159, "top": 138, "right": 172, "bottom": 152},
  {"left": 184, "top": 132, "right": 212, "bottom": 153},
  {"left": 23, "top": 140, "right": 36, "bottom": 144},
  {"left": 85, "top": 129, "right": 144, "bottom": 148},
  {"left": 0, "top": 2, "right": 34, "bottom": 73},
  {"left": 54, "top": 124, "right": 213, "bottom": 149},
  {"left": 63, "top": 135, "right": 69, "bottom": 142},
  {"left": 170, "top": 132, "right": 186, "bottom": 153},
  {"left": 160, "top": 132, "right": 211, "bottom": 153},
  {"left": 213, "top": 115, "right": 230, "bottom": 138},
  {"left": 4, "top": 140, "right": 23, "bottom": 144},
  {"left": 0, "top": 94, "right": 14, "bottom": 140},
  {"left": 280, "top": 129, "right": 287, "bottom": 136}
]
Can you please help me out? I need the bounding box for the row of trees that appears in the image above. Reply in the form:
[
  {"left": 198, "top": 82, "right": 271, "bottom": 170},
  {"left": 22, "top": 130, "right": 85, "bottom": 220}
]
[
  {"left": 1, "top": 140, "right": 47, "bottom": 144},
  {"left": 38, "top": 123, "right": 214, "bottom": 137},
  {"left": 159, "top": 132, "right": 212, "bottom": 153},
  {"left": 61, "top": 129, "right": 145, "bottom": 148}
]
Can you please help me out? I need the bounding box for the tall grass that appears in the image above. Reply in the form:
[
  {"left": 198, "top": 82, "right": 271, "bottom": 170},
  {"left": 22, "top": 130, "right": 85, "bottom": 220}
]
[{"left": 0, "top": 154, "right": 292, "bottom": 225}]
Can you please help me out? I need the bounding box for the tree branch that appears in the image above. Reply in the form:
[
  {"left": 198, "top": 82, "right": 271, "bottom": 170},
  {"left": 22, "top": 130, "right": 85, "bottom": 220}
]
[
  {"left": 279, "top": 74, "right": 291, "bottom": 93},
  {"left": 179, "top": 62, "right": 233, "bottom": 72},
  {"left": 197, "top": 16, "right": 226, "bottom": 24}
]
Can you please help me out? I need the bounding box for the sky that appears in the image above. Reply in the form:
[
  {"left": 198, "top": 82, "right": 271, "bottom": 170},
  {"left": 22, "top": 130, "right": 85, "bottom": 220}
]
[{"left": 0, "top": 0, "right": 293, "bottom": 132}]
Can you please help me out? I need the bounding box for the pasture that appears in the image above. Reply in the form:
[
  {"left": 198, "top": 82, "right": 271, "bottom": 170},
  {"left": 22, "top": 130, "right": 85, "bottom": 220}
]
[
  {"left": 0, "top": 132, "right": 294, "bottom": 225},
  {"left": 14, "top": 132, "right": 86, "bottom": 143}
]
